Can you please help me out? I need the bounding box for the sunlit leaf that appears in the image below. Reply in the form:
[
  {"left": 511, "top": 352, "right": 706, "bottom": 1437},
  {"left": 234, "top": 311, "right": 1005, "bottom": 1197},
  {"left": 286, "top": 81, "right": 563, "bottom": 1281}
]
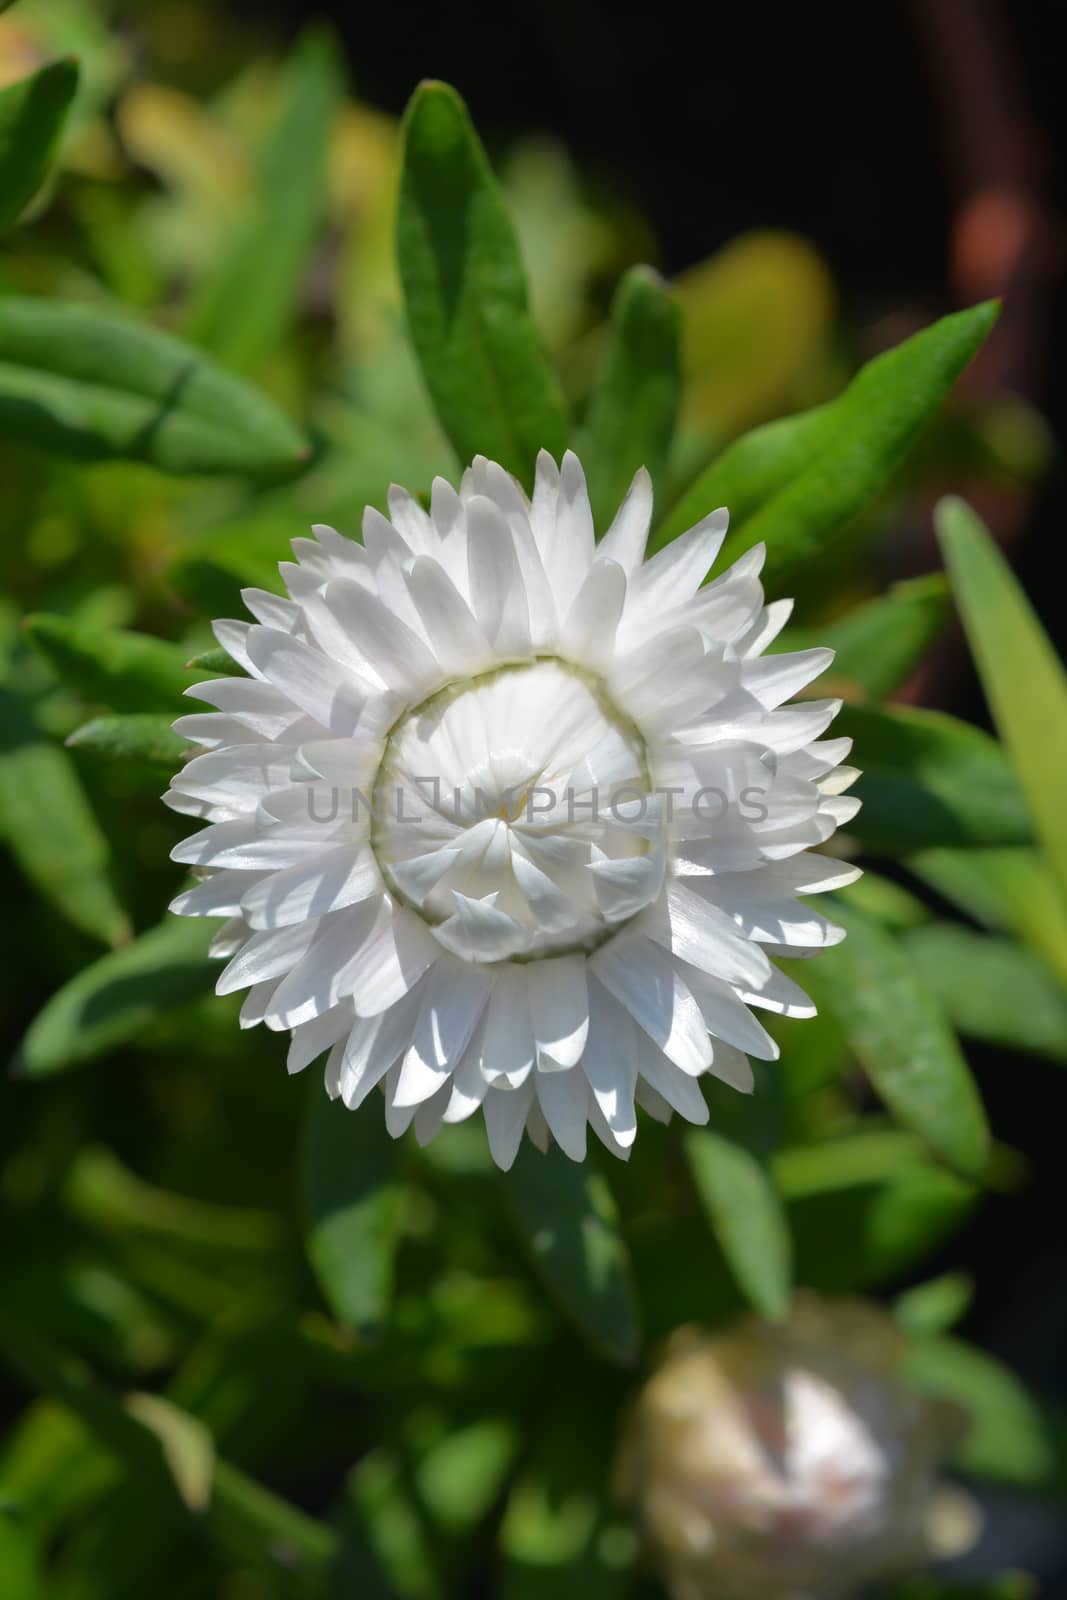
[
  {"left": 0, "top": 733, "right": 128, "bottom": 946},
  {"left": 893, "top": 1272, "right": 974, "bottom": 1338},
  {"left": 902, "top": 922, "right": 1067, "bottom": 1063},
  {"left": 676, "top": 230, "right": 835, "bottom": 437},
  {"left": 23, "top": 616, "right": 196, "bottom": 712},
  {"left": 578, "top": 264, "right": 681, "bottom": 530},
  {"left": 657, "top": 301, "right": 998, "bottom": 573},
  {"left": 302, "top": 1091, "right": 404, "bottom": 1339},
  {"left": 0, "top": 298, "right": 308, "bottom": 474},
  {"left": 14, "top": 915, "right": 216, "bottom": 1076},
  {"left": 66, "top": 714, "right": 189, "bottom": 771},
  {"left": 938, "top": 495, "right": 1067, "bottom": 912},
  {"left": 783, "top": 574, "right": 951, "bottom": 701},
  {"left": 0, "top": 1511, "right": 39, "bottom": 1600},
  {"left": 0, "top": 56, "right": 79, "bottom": 232},
  {"left": 397, "top": 80, "right": 568, "bottom": 487},
  {"left": 184, "top": 29, "right": 345, "bottom": 374},
  {"left": 841, "top": 704, "right": 1031, "bottom": 852},
  {"left": 904, "top": 1334, "right": 1067, "bottom": 1495},
  {"left": 501, "top": 1145, "right": 639, "bottom": 1365},
  {"left": 684, "top": 1127, "right": 791, "bottom": 1318},
  {"left": 908, "top": 845, "right": 1067, "bottom": 989},
  {"left": 811, "top": 900, "right": 990, "bottom": 1175}
]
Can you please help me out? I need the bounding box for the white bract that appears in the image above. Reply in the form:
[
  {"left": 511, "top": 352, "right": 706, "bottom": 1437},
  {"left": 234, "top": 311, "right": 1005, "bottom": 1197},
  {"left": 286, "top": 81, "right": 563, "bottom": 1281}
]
[{"left": 165, "top": 451, "right": 860, "bottom": 1167}]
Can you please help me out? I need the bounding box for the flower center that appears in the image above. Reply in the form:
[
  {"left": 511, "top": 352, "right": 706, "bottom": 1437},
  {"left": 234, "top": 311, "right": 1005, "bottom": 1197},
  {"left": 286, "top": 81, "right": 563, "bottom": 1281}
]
[{"left": 371, "top": 659, "right": 662, "bottom": 960}]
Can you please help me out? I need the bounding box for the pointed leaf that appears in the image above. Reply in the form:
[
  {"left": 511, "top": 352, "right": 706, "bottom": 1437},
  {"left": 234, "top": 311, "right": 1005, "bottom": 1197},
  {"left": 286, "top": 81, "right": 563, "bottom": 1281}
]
[
  {"left": 783, "top": 573, "right": 950, "bottom": 701},
  {"left": 908, "top": 845, "right": 1067, "bottom": 988},
  {"left": 684, "top": 1127, "right": 791, "bottom": 1318},
  {"left": 397, "top": 80, "right": 568, "bottom": 486},
  {"left": 0, "top": 56, "right": 79, "bottom": 232},
  {"left": 23, "top": 615, "right": 197, "bottom": 712},
  {"left": 183, "top": 29, "right": 344, "bottom": 374},
  {"left": 904, "top": 1334, "right": 1067, "bottom": 1494},
  {"left": 14, "top": 915, "right": 216, "bottom": 1076},
  {"left": 841, "top": 704, "right": 1031, "bottom": 852},
  {"left": 579, "top": 264, "right": 681, "bottom": 529},
  {"left": 812, "top": 900, "right": 990, "bottom": 1175},
  {"left": 67, "top": 713, "right": 190, "bottom": 771},
  {"left": 0, "top": 297, "right": 308, "bottom": 474},
  {"left": 657, "top": 301, "right": 998, "bottom": 577},
  {"left": 303, "top": 1091, "right": 404, "bottom": 1339},
  {"left": 938, "top": 495, "right": 1067, "bottom": 909},
  {"left": 501, "top": 1143, "right": 639, "bottom": 1364},
  {"left": 0, "top": 736, "right": 128, "bottom": 946},
  {"left": 902, "top": 922, "right": 1067, "bottom": 1062}
]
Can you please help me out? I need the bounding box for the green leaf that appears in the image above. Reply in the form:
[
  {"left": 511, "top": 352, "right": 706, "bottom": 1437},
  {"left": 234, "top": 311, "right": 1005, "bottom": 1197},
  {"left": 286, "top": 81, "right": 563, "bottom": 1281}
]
[
  {"left": 812, "top": 900, "right": 990, "bottom": 1175},
  {"left": 0, "top": 57, "right": 79, "bottom": 233},
  {"left": 938, "top": 495, "right": 1067, "bottom": 910},
  {"left": 184, "top": 646, "right": 243, "bottom": 677},
  {"left": 841, "top": 704, "right": 1031, "bottom": 852},
  {"left": 67, "top": 714, "right": 189, "bottom": 771},
  {"left": 578, "top": 265, "right": 681, "bottom": 530},
  {"left": 684, "top": 1127, "right": 791, "bottom": 1318},
  {"left": 23, "top": 616, "right": 196, "bottom": 712},
  {"left": 902, "top": 922, "right": 1067, "bottom": 1062},
  {"left": 904, "top": 1334, "right": 1067, "bottom": 1494},
  {"left": 0, "top": 1511, "right": 39, "bottom": 1600},
  {"left": 893, "top": 1272, "right": 974, "bottom": 1337},
  {"left": 168, "top": 518, "right": 292, "bottom": 617},
  {"left": 14, "top": 915, "right": 217, "bottom": 1076},
  {"left": 908, "top": 845, "right": 1067, "bottom": 988},
  {"left": 397, "top": 80, "right": 568, "bottom": 487},
  {"left": 183, "top": 29, "right": 344, "bottom": 374},
  {"left": 656, "top": 301, "right": 998, "bottom": 578},
  {"left": 501, "top": 1144, "right": 639, "bottom": 1364},
  {"left": 302, "top": 1090, "right": 404, "bottom": 1339},
  {"left": 783, "top": 574, "right": 951, "bottom": 701},
  {"left": 785, "top": 1148, "right": 978, "bottom": 1291},
  {"left": 0, "top": 735, "right": 129, "bottom": 946},
  {"left": 0, "top": 297, "right": 308, "bottom": 475}
]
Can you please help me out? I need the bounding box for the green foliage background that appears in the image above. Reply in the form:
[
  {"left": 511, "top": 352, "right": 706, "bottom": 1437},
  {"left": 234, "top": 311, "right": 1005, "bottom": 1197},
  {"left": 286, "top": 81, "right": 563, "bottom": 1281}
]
[{"left": 0, "top": 5, "right": 1065, "bottom": 1597}]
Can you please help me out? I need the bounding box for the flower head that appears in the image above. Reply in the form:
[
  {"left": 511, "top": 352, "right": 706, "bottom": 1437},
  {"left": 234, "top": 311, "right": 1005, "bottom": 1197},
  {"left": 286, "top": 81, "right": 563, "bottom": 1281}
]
[
  {"left": 616, "top": 1299, "right": 976, "bottom": 1600},
  {"left": 165, "top": 451, "right": 859, "bottom": 1166}
]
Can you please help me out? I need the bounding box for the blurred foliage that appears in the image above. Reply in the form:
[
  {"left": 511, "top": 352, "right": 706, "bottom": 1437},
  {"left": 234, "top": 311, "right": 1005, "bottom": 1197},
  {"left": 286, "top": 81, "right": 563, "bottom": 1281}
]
[{"left": 0, "top": 3, "right": 1064, "bottom": 1598}]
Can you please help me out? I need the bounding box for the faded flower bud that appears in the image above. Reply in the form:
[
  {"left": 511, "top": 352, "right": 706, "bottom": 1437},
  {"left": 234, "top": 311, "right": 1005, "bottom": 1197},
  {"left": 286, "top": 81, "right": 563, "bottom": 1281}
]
[{"left": 617, "top": 1296, "right": 978, "bottom": 1600}]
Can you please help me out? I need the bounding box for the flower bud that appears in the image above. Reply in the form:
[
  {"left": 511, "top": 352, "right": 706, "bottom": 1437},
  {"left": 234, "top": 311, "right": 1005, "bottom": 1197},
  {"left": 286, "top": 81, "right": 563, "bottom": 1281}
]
[{"left": 617, "top": 1296, "right": 977, "bottom": 1600}]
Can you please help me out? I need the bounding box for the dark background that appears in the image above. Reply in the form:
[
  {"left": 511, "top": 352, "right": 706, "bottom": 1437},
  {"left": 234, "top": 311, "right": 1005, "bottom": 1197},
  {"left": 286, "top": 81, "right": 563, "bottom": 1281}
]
[{"left": 243, "top": 0, "right": 1067, "bottom": 1580}]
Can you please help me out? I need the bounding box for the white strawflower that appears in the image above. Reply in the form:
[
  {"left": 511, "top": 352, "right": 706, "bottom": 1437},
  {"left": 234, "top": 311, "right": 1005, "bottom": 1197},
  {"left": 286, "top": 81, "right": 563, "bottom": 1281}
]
[
  {"left": 616, "top": 1301, "right": 977, "bottom": 1600},
  {"left": 165, "top": 451, "right": 859, "bottom": 1167}
]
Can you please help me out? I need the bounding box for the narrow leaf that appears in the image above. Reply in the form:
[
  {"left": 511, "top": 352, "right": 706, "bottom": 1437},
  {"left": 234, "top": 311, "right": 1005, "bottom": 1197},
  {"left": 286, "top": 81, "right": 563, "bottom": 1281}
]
[
  {"left": 893, "top": 1272, "right": 974, "bottom": 1337},
  {"left": 908, "top": 845, "right": 1067, "bottom": 988},
  {"left": 812, "top": 899, "right": 990, "bottom": 1175},
  {"left": 14, "top": 915, "right": 216, "bottom": 1075},
  {"left": 184, "top": 29, "right": 344, "bottom": 374},
  {"left": 904, "top": 1334, "right": 1067, "bottom": 1494},
  {"left": 397, "top": 80, "right": 568, "bottom": 486},
  {"left": 67, "top": 713, "right": 189, "bottom": 770},
  {"left": 841, "top": 704, "right": 1031, "bottom": 852},
  {"left": 684, "top": 1127, "right": 791, "bottom": 1318},
  {"left": 902, "top": 922, "right": 1067, "bottom": 1062},
  {"left": 938, "top": 495, "right": 1067, "bottom": 909},
  {"left": 24, "top": 615, "right": 196, "bottom": 712},
  {"left": 501, "top": 1143, "right": 639, "bottom": 1364},
  {"left": 657, "top": 301, "right": 999, "bottom": 578},
  {"left": 0, "top": 57, "right": 79, "bottom": 232},
  {"left": 0, "top": 297, "right": 308, "bottom": 474},
  {"left": 0, "top": 736, "right": 128, "bottom": 946},
  {"left": 783, "top": 573, "right": 950, "bottom": 701},
  {"left": 579, "top": 264, "right": 681, "bottom": 529},
  {"left": 303, "top": 1091, "right": 404, "bottom": 1338}
]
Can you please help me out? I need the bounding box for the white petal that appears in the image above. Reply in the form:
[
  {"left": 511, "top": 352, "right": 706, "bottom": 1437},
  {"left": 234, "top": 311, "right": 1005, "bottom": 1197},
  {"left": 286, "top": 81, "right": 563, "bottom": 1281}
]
[
  {"left": 483, "top": 1080, "right": 535, "bottom": 1170},
  {"left": 598, "top": 467, "right": 652, "bottom": 572},
  {"left": 535, "top": 1066, "right": 588, "bottom": 1161},
  {"left": 526, "top": 955, "right": 589, "bottom": 1068},
  {"left": 591, "top": 934, "right": 713, "bottom": 1076}
]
